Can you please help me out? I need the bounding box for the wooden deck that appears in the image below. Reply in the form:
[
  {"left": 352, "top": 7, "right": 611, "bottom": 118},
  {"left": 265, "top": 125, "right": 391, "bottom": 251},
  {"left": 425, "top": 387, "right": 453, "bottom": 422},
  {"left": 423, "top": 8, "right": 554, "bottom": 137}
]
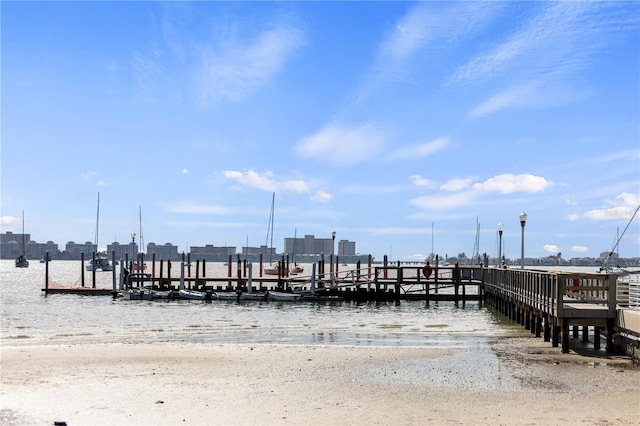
[{"left": 483, "top": 268, "right": 618, "bottom": 353}]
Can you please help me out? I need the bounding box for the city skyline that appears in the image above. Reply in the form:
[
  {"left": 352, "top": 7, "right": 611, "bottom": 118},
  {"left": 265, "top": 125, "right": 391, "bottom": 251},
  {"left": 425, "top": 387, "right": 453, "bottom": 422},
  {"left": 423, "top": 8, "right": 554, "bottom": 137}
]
[{"left": 2, "top": 2, "right": 639, "bottom": 261}]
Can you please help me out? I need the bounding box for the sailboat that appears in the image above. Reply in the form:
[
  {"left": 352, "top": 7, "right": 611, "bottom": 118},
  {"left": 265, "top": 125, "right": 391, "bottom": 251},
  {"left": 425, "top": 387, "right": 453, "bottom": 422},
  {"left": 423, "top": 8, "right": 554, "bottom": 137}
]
[
  {"left": 15, "top": 211, "right": 29, "bottom": 268},
  {"left": 290, "top": 228, "right": 304, "bottom": 274},
  {"left": 86, "top": 193, "right": 113, "bottom": 272},
  {"left": 263, "top": 193, "right": 282, "bottom": 276},
  {"left": 133, "top": 206, "right": 146, "bottom": 271}
]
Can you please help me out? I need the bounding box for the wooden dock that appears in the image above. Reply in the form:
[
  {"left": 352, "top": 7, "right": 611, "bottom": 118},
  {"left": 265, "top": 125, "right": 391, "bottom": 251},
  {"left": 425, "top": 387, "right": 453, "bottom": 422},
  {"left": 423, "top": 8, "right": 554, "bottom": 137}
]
[
  {"left": 41, "top": 254, "right": 639, "bottom": 358},
  {"left": 483, "top": 268, "right": 618, "bottom": 354}
]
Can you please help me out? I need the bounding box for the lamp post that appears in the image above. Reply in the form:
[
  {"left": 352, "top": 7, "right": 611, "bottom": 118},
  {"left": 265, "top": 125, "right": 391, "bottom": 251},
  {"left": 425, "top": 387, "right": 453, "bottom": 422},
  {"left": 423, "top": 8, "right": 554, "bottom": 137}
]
[
  {"left": 497, "top": 222, "right": 504, "bottom": 267},
  {"left": 519, "top": 212, "right": 527, "bottom": 270}
]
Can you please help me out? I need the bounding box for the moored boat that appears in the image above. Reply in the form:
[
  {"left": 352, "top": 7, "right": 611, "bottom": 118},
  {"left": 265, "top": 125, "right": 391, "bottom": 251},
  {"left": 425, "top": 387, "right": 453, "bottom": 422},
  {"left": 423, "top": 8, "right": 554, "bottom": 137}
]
[
  {"left": 15, "top": 211, "right": 29, "bottom": 268},
  {"left": 268, "top": 290, "right": 302, "bottom": 301},
  {"left": 178, "top": 288, "right": 215, "bottom": 300},
  {"left": 86, "top": 254, "right": 113, "bottom": 272},
  {"left": 15, "top": 254, "right": 29, "bottom": 268},
  {"left": 217, "top": 291, "right": 266, "bottom": 301}
]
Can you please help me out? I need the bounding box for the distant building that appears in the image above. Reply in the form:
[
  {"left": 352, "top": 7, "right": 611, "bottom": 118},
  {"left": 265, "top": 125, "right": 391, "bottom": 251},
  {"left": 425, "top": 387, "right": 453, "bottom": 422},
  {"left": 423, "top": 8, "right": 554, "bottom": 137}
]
[{"left": 146, "top": 242, "right": 180, "bottom": 261}]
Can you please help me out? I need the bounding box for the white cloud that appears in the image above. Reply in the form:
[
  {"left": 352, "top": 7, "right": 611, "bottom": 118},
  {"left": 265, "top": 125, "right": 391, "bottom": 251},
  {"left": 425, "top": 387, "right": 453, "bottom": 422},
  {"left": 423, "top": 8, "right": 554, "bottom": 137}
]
[
  {"left": 472, "top": 173, "right": 552, "bottom": 194},
  {"left": 224, "top": 169, "right": 309, "bottom": 193},
  {"left": 455, "top": 2, "right": 634, "bottom": 118},
  {"left": 182, "top": 168, "right": 189, "bottom": 174},
  {"left": 295, "top": 122, "right": 387, "bottom": 166},
  {"left": 571, "top": 245, "right": 589, "bottom": 253},
  {"left": 196, "top": 25, "right": 305, "bottom": 106},
  {"left": 543, "top": 244, "right": 560, "bottom": 253},
  {"left": 584, "top": 192, "right": 639, "bottom": 221},
  {"left": 97, "top": 181, "right": 107, "bottom": 186},
  {"left": 390, "top": 137, "right": 449, "bottom": 161},
  {"left": 410, "top": 175, "right": 436, "bottom": 188},
  {"left": 567, "top": 214, "right": 579, "bottom": 222},
  {"left": 311, "top": 190, "right": 333, "bottom": 203},
  {"left": 0, "top": 216, "right": 19, "bottom": 226},
  {"left": 441, "top": 178, "right": 474, "bottom": 192}
]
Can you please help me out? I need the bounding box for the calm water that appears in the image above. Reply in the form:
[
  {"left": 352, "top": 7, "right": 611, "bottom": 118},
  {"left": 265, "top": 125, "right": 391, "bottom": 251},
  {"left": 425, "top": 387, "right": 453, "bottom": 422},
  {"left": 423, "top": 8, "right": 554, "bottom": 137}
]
[{"left": 2, "top": 259, "right": 527, "bottom": 348}]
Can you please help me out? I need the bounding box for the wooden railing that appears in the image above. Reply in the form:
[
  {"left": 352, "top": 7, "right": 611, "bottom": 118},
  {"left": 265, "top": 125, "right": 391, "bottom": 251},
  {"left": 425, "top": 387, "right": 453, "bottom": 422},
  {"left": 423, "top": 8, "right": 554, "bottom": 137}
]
[{"left": 484, "top": 268, "right": 617, "bottom": 353}]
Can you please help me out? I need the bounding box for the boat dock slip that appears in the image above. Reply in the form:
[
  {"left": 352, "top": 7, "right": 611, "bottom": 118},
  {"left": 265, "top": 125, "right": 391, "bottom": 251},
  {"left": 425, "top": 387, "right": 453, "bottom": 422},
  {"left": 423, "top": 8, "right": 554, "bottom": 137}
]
[{"left": 40, "top": 253, "right": 640, "bottom": 359}]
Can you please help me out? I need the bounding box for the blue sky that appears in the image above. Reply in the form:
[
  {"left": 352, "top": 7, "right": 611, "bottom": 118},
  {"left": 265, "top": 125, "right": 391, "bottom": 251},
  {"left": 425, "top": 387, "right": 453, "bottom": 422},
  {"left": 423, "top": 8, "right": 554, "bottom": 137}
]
[{"left": 2, "top": 1, "right": 639, "bottom": 261}]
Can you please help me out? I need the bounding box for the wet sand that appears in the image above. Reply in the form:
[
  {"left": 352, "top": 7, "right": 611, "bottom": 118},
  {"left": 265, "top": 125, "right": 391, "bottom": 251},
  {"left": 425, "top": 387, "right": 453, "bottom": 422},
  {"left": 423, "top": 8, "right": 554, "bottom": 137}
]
[{"left": 1, "top": 337, "right": 638, "bottom": 425}]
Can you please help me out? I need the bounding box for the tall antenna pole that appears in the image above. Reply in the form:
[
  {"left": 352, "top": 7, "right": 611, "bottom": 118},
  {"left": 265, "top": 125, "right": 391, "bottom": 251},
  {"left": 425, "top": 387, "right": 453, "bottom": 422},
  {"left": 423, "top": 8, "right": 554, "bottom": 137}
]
[
  {"left": 95, "top": 193, "right": 100, "bottom": 250},
  {"left": 431, "top": 221, "right": 434, "bottom": 256}
]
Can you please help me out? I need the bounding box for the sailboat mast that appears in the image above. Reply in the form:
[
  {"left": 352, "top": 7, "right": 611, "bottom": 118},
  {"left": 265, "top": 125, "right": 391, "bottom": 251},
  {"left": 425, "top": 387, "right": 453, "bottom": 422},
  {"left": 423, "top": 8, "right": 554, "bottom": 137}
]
[
  {"left": 95, "top": 193, "right": 100, "bottom": 251},
  {"left": 21, "top": 211, "right": 26, "bottom": 256},
  {"left": 139, "top": 205, "right": 144, "bottom": 254},
  {"left": 265, "top": 192, "right": 275, "bottom": 264}
]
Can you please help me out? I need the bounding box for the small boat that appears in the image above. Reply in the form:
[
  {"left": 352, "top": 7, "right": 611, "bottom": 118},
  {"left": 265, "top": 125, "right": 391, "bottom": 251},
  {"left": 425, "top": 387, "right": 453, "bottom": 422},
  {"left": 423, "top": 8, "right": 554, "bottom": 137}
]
[
  {"left": 302, "top": 294, "right": 343, "bottom": 302},
  {"left": 86, "top": 255, "right": 113, "bottom": 272},
  {"left": 268, "top": 290, "right": 302, "bottom": 301},
  {"left": 290, "top": 264, "right": 304, "bottom": 274},
  {"left": 122, "top": 288, "right": 154, "bottom": 300},
  {"left": 15, "top": 211, "right": 29, "bottom": 268},
  {"left": 263, "top": 264, "right": 282, "bottom": 275},
  {"left": 217, "top": 291, "right": 266, "bottom": 301},
  {"left": 15, "top": 254, "right": 29, "bottom": 268},
  {"left": 179, "top": 289, "right": 215, "bottom": 301}
]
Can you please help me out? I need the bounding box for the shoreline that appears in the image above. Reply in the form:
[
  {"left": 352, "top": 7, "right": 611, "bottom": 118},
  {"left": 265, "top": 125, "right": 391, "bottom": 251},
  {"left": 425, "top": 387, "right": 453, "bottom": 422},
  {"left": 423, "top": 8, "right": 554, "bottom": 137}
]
[{"left": 1, "top": 337, "right": 638, "bottom": 425}]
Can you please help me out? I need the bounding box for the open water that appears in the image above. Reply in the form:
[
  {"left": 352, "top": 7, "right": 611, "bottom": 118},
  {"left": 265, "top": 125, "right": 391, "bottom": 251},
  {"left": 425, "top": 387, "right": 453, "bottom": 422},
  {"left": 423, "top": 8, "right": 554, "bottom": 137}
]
[{"left": 0, "top": 259, "right": 525, "bottom": 348}]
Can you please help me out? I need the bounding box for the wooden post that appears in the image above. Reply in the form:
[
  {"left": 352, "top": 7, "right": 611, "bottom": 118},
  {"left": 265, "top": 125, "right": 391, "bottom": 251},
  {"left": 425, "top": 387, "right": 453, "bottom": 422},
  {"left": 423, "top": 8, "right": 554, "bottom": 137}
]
[
  {"left": 202, "top": 259, "right": 206, "bottom": 277},
  {"left": 112, "top": 250, "right": 117, "bottom": 294},
  {"left": 394, "top": 267, "right": 402, "bottom": 303},
  {"left": 187, "top": 253, "right": 191, "bottom": 277},
  {"left": 159, "top": 259, "right": 164, "bottom": 286},
  {"left": 247, "top": 262, "right": 253, "bottom": 294},
  {"left": 45, "top": 251, "right": 49, "bottom": 291},
  {"left": 383, "top": 255, "right": 388, "bottom": 279},
  {"left": 561, "top": 318, "right": 569, "bottom": 353},
  {"left": 152, "top": 252, "right": 156, "bottom": 279},
  {"left": 237, "top": 254, "right": 242, "bottom": 291},
  {"left": 228, "top": 254, "right": 232, "bottom": 277},
  {"left": 81, "top": 252, "right": 85, "bottom": 287},
  {"left": 454, "top": 263, "right": 460, "bottom": 302},
  {"left": 92, "top": 251, "right": 97, "bottom": 288},
  {"left": 180, "top": 260, "right": 185, "bottom": 290},
  {"left": 311, "top": 262, "right": 316, "bottom": 295}
]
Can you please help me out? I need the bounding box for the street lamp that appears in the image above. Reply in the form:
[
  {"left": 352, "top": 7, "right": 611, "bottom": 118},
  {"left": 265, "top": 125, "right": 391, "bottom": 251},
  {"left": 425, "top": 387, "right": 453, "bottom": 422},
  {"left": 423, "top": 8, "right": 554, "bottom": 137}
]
[
  {"left": 519, "top": 212, "right": 527, "bottom": 270},
  {"left": 331, "top": 231, "right": 336, "bottom": 255},
  {"left": 497, "top": 222, "right": 504, "bottom": 267}
]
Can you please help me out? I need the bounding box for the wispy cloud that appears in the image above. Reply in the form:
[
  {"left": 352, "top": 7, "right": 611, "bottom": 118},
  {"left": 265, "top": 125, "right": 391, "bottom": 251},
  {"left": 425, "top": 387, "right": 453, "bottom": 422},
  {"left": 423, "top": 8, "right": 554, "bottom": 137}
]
[
  {"left": 195, "top": 25, "right": 305, "bottom": 106},
  {"left": 311, "top": 190, "right": 333, "bottom": 203},
  {"left": 410, "top": 175, "right": 437, "bottom": 189},
  {"left": 295, "top": 122, "right": 388, "bottom": 166},
  {"left": 389, "top": 137, "right": 449, "bottom": 161},
  {"left": 454, "top": 2, "right": 637, "bottom": 118},
  {"left": 441, "top": 178, "right": 474, "bottom": 192},
  {"left": 224, "top": 169, "right": 309, "bottom": 193}
]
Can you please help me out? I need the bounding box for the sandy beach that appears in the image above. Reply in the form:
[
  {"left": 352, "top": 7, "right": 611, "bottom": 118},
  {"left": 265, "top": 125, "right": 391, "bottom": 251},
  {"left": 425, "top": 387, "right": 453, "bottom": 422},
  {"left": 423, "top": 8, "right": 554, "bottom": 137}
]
[{"left": 1, "top": 335, "right": 638, "bottom": 426}]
